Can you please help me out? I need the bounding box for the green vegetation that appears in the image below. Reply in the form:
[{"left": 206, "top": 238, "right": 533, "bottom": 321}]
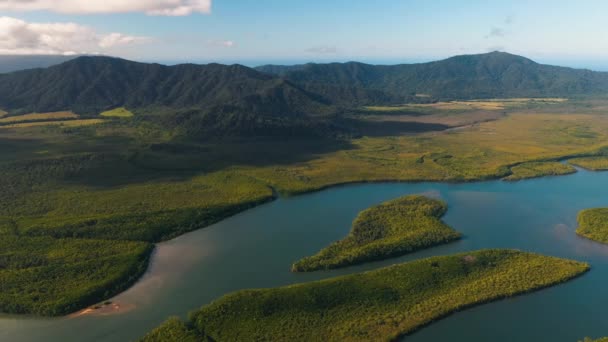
[
  {"left": 4, "top": 53, "right": 608, "bottom": 317},
  {"left": 569, "top": 156, "right": 608, "bottom": 170},
  {"left": 257, "top": 51, "right": 608, "bottom": 103},
  {"left": 140, "top": 317, "right": 203, "bottom": 342},
  {"left": 100, "top": 107, "right": 134, "bottom": 118},
  {"left": 0, "top": 235, "right": 152, "bottom": 316},
  {"left": 504, "top": 161, "right": 577, "bottom": 181},
  {"left": 292, "top": 195, "right": 461, "bottom": 272},
  {"left": 577, "top": 208, "right": 608, "bottom": 244},
  {"left": 579, "top": 338, "right": 608, "bottom": 342},
  {"left": 144, "top": 250, "right": 588, "bottom": 342}
]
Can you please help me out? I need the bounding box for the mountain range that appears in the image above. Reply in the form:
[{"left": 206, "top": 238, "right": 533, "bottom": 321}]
[{"left": 1, "top": 51, "right": 607, "bottom": 137}]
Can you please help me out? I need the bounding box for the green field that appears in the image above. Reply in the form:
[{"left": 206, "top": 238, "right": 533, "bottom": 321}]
[
  {"left": 292, "top": 195, "right": 461, "bottom": 272},
  {"left": 142, "top": 250, "right": 588, "bottom": 342},
  {"left": 100, "top": 107, "right": 134, "bottom": 118},
  {"left": 580, "top": 338, "right": 608, "bottom": 342},
  {"left": 577, "top": 208, "right": 608, "bottom": 244}
]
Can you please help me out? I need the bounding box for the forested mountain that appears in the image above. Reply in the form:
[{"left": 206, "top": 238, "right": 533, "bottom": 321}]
[
  {"left": 2, "top": 52, "right": 608, "bottom": 138},
  {"left": 257, "top": 51, "right": 608, "bottom": 101}
]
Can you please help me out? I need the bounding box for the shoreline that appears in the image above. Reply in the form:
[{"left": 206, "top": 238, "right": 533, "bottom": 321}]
[{"left": 3, "top": 152, "right": 607, "bottom": 319}]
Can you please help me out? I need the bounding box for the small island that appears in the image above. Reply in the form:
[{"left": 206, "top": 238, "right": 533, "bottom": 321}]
[
  {"left": 504, "top": 161, "right": 576, "bottom": 181},
  {"left": 577, "top": 208, "right": 608, "bottom": 243},
  {"left": 141, "top": 250, "right": 589, "bottom": 342},
  {"left": 291, "top": 195, "right": 461, "bottom": 272}
]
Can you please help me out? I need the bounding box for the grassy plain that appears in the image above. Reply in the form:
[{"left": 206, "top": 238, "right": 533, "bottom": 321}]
[
  {"left": 292, "top": 195, "right": 461, "bottom": 271},
  {"left": 364, "top": 98, "right": 567, "bottom": 113},
  {"left": 100, "top": 107, "right": 134, "bottom": 118},
  {"left": 143, "top": 250, "right": 588, "bottom": 342},
  {"left": 569, "top": 156, "right": 608, "bottom": 170},
  {"left": 577, "top": 208, "right": 608, "bottom": 244}
]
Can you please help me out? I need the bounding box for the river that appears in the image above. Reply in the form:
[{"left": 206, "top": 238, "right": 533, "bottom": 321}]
[{"left": 2, "top": 168, "right": 608, "bottom": 341}]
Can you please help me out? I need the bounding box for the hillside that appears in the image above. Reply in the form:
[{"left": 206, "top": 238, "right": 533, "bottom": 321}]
[
  {"left": 0, "top": 56, "right": 330, "bottom": 116},
  {"left": 257, "top": 51, "right": 608, "bottom": 101},
  {"left": 2, "top": 52, "right": 608, "bottom": 138}
]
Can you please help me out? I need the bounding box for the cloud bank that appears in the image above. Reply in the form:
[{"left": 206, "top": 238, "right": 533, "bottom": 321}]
[
  {"left": 0, "top": 16, "right": 149, "bottom": 55},
  {"left": 0, "top": 0, "right": 212, "bottom": 16}
]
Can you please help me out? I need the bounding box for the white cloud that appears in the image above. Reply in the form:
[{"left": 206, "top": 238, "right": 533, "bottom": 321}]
[
  {"left": 0, "top": 16, "right": 149, "bottom": 55},
  {"left": 0, "top": 0, "right": 212, "bottom": 16}
]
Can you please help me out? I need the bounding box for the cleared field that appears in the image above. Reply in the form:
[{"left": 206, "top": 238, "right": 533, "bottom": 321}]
[
  {"left": 0, "top": 110, "right": 7, "bottom": 118},
  {"left": 292, "top": 195, "right": 461, "bottom": 271},
  {"left": 0, "top": 111, "right": 78, "bottom": 124},
  {"left": 100, "top": 107, "right": 134, "bottom": 118},
  {"left": 1, "top": 119, "right": 104, "bottom": 129},
  {"left": 504, "top": 161, "right": 577, "bottom": 181},
  {"left": 142, "top": 250, "right": 588, "bottom": 342},
  {"left": 569, "top": 156, "right": 608, "bottom": 170}
]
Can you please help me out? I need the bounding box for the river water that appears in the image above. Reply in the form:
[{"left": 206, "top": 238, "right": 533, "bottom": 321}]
[{"left": 2, "top": 168, "right": 608, "bottom": 341}]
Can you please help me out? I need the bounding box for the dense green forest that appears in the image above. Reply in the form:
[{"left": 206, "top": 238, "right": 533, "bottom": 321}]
[
  {"left": 0, "top": 235, "right": 152, "bottom": 316},
  {"left": 292, "top": 195, "right": 461, "bottom": 271},
  {"left": 256, "top": 52, "right": 608, "bottom": 103},
  {"left": 142, "top": 250, "right": 588, "bottom": 342}
]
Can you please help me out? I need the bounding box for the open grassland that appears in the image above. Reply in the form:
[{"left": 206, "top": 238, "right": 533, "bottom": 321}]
[
  {"left": 292, "top": 195, "right": 461, "bottom": 272},
  {"left": 0, "top": 235, "right": 152, "bottom": 316},
  {"left": 577, "top": 208, "right": 608, "bottom": 244},
  {"left": 364, "top": 98, "right": 568, "bottom": 113},
  {"left": 0, "top": 111, "right": 78, "bottom": 124},
  {"left": 569, "top": 156, "right": 608, "bottom": 170},
  {"left": 142, "top": 250, "right": 588, "bottom": 342},
  {"left": 100, "top": 107, "right": 134, "bottom": 118},
  {"left": 0, "top": 119, "right": 104, "bottom": 129},
  {"left": 240, "top": 113, "right": 608, "bottom": 194},
  {"left": 504, "top": 161, "right": 577, "bottom": 181}
]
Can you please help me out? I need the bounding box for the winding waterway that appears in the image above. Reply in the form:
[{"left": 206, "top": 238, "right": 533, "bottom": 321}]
[{"left": 3, "top": 168, "right": 608, "bottom": 341}]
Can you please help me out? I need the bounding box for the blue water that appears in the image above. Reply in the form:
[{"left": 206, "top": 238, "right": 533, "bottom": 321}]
[{"left": 2, "top": 168, "right": 608, "bottom": 341}]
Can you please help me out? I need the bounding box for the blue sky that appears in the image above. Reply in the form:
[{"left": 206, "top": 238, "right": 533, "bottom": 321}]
[{"left": 2, "top": 1, "right": 608, "bottom": 68}]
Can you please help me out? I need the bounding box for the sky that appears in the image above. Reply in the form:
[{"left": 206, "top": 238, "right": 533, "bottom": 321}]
[{"left": 2, "top": 0, "right": 608, "bottom": 68}]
